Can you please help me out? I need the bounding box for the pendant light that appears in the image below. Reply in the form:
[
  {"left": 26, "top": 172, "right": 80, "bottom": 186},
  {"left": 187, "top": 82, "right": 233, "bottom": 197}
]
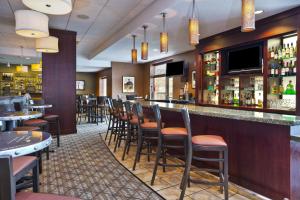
[
  {"left": 141, "top": 25, "right": 148, "bottom": 60},
  {"left": 15, "top": 10, "right": 49, "bottom": 38},
  {"left": 22, "top": 0, "right": 72, "bottom": 15},
  {"left": 16, "top": 46, "right": 28, "bottom": 73},
  {"left": 131, "top": 35, "right": 137, "bottom": 64},
  {"left": 189, "top": 0, "right": 199, "bottom": 45},
  {"left": 36, "top": 36, "right": 59, "bottom": 53},
  {"left": 160, "top": 13, "right": 168, "bottom": 53},
  {"left": 241, "top": 0, "right": 255, "bottom": 32}
]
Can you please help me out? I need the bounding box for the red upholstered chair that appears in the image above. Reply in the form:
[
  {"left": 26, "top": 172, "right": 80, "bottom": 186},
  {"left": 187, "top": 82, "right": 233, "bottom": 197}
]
[
  {"left": 179, "top": 108, "right": 229, "bottom": 200},
  {"left": 23, "top": 119, "right": 48, "bottom": 130},
  {"left": 132, "top": 102, "right": 160, "bottom": 171},
  {"left": 150, "top": 104, "right": 188, "bottom": 185},
  {"left": 0, "top": 155, "right": 80, "bottom": 200},
  {"left": 12, "top": 156, "right": 39, "bottom": 192}
]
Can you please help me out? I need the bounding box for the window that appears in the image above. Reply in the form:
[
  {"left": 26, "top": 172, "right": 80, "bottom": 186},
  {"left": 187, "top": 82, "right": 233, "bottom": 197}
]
[{"left": 99, "top": 77, "right": 107, "bottom": 96}]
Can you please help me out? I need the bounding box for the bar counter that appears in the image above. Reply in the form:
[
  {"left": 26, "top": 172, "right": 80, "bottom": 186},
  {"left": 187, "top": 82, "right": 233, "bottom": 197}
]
[{"left": 136, "top": 100, "right": 300, "bottom": 200}]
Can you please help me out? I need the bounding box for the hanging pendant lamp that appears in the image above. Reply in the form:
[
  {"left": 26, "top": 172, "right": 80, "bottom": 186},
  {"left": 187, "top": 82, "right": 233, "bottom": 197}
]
[
  {"left": 141, "top": 25, "right": 148, "bottom": 60},
  {"left": 160, "top": 13, "right": 168, "bottom": 53},
  {"left": 189, "top": 0, "right": 199, "bottom": 45},
  {"left": 36, "top": 36, "right": 59, "bottom": 53},
  {"left": 22, "top": 0, "right": 72, "bottom": 15},
  {"left": 15, "top": 10, "right": 49, "bottom": 38},
  {"left": 131, "top": 35, "right": 137, "bottom": 64},
  {"left": 241, "top": 0, "right": 255, "bottom": 32}
]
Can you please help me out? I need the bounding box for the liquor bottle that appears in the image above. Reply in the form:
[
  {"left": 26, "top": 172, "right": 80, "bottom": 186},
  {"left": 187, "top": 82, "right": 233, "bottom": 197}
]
[
  {"left": 270, "top": 62, "right": 275, "bottom": 77},
  {"left": 270, "top": 47, "right": 275, "bottom": 59},
  {"left": 285, "top": 61, "right": 289, "bottom": 76},
  {"left": 257, "top": 93, "right": 263, "bottom": 108},
  {"left": 274, "top": 47, "right": 278, "bottom": 60},
  {"left": 282, "top": 44, "right": 286, "bottom": 59},
  {"left": 286, "top": 43, "right": 290, "bottom": 58},
  {"left": 233, "top": 93, "right": 239, "bottom": 106},
  {"left": 285, "top": 80, "right": 296, "bottom": 95},
  {"left": 290, "top": 43, "right": 294, "bottom": 58},
  {"left": 271, "top": 83, "right": 278, "bottom": 95},
  {"left": 278, "top": 46, "right": 282, "bottom": 60},
  {"left": 293, "top": 60, "right": 297, "bottom": 75}
]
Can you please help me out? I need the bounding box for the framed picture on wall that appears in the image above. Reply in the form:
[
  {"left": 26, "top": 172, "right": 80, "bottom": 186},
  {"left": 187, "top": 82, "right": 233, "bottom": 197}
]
[
  {"left": 76, "top": 80, "right": 85, "bottom": 90},
  {"left": 192, "top": 70, "right": 196, "bottom": 89},
  {"left": 122, "top": 76, "right": 135, "bottom": 93}
]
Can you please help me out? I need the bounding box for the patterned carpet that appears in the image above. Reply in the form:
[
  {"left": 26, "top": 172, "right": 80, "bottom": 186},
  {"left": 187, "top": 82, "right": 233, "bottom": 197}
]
[{"left": 39, "top": 123, "right": 164, "bottom": 200}]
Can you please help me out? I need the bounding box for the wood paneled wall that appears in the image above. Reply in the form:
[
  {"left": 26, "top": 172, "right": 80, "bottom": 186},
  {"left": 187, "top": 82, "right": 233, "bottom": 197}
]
[{"left": 42, "top": 29, "right": 77, "bottom": 134}]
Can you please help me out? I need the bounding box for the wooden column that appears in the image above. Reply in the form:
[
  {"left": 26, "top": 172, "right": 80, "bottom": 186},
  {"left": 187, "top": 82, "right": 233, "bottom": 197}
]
[{"left": 42, "top": 29, "right": 77, "bottom": 134}]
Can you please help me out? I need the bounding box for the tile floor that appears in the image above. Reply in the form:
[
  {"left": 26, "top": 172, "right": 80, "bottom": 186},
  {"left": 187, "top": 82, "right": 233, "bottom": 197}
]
[{"left": 103, "top": 132, "right": 270, "bottom": 200}]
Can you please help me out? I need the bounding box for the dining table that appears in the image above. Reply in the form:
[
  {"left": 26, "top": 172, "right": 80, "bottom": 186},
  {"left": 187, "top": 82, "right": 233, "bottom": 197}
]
[
  {"left": 0, "top": 131, "right": 52, "bottom": 157},
  {"left": 0, "top": 111, "right": 43, "bottom": 131}
]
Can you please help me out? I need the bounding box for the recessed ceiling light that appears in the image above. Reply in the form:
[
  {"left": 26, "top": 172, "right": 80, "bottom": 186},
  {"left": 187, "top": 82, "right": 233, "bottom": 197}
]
[
  {"left": 25, "top": 57, "right": 30, "bottom": 60},
  {"left": 153, "top": 49, "right": 159, "bottom": 52},
  {"left": 77, "top": 14, "right": 90, "bottom": 20},
  {"left": 255, "top": 10, "right": 264, "bottom": 15}
]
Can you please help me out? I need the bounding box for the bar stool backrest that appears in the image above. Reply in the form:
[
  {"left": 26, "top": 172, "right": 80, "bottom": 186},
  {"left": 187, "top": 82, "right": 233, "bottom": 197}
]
[
  {"left": 124, "top": 101, "right": 133, "bottom": 120},
  {"left": 152, "top": 104, "right": 162, "bottom": 131},
  {"left": 0, "top": 155, "right": 15, "bottom": 200},
  {"left": 97, "top": 96, "right": 107, "bottom": 106},
  {"left": 181, "top": 108, "right": 192, "bottom": 143},
  {"left": 133, "top": 102, "right": 146, "bottom": 127}
]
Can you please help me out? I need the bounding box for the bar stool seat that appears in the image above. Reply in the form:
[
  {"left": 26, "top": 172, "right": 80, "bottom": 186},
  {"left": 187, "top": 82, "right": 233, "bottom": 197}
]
[
  {"left": 13, "top": 156, "right": 36, "bottom": 176},
  {"left": 130, "top": 117, "right": 150, "bottom": 125},
  {"left": 16, "top": 192, "right": 80, "bottom": 200},
  {"left": 43, "top": 114, "right": 59, "bottom": 121},
  {"left": 192, "top": 135, "right": 227, "bottom": 146},
  {"left": 141, "top": 122, "right": 157, "bottom": 129},
  {"left": 161, "top": 127, "right": 187, "bottom": 135},
  {"left": 13, "top": 126, "right": 40, "bottom": 131},
  {"left": 23, "top": 119, "right": 48, "bottom": 127}
]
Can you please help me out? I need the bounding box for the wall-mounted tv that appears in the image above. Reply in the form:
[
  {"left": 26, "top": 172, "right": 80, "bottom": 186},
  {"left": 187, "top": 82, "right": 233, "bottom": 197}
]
[
  {"left": 166, "top": 61, "right": 185, "bottom": 76},
  {"left": 226, "top": 43, "right": 263, "bottom": 74}
]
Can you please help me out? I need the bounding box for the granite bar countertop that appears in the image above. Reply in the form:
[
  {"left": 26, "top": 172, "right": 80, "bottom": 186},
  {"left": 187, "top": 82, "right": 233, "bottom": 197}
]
[{"left": 135, "top": 100, "right": 300, "bottom": 126}]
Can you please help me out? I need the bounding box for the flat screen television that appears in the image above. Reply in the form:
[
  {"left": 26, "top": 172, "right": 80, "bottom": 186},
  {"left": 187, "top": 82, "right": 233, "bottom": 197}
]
[
  {"left": 166, "top": 61, "right": 184, "bottom": 76},
  {"left": 226, "top": 44, "right": 263, "bottom": 74}
]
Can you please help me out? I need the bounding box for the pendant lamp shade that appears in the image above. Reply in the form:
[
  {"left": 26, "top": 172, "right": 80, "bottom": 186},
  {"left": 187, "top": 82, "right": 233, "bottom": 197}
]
[
  {"left": 189, "top": 0, "right": 199, "bottom": 45},
  {"left": 160, "top": 13, "right": 168, "bottom": 53},
  {"left": 22, "top": 0, "right": 72, "bottom": 15},
  {"left": 36, "top": 36, "right": 59, "bottom": 53},
  {"left": 15, "top": 10, "right": 49, "bottom": 38},
  {"left": 141, "top": 25, "right": 148, "bottom": 60},
  {"left": 131, "top": 35, "right": 137, "bottom": 63},
  {"left": 241, "top": 0, "right": 255, "bottom": 32}
]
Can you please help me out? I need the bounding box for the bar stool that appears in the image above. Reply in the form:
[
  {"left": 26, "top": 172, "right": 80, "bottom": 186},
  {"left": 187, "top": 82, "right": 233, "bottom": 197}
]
[
  {"left": 151, "top": 104, "right": 188, "bottom": 185},
  {"left": 132, "top": 102, "right": 159, "bottom": 171},
  {"left": 43, "top": 114, "right": 61, "bottom": 147},
  {"left": 179, "top": 108, "right": 228, "bottom": 200},
  {"left": 108, "top": 99, "right": 122, "bottom": 145},
  {"left": 13, "top": 126, "right": 40, "bottom": 131},
  {"left": 104, "top": 98, "right": 114, "bottom": 140},
  {"left": 114, "top": 101, "right": 128, "bottom": 152}
]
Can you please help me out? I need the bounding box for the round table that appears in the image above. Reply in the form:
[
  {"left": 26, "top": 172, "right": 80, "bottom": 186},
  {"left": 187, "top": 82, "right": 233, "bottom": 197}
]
[
  {"left": 0, "top": 111, "right": 43, "bottom": 131},
  {"left": 28, "top": 104, "right": 52, "bottom": 109},
  {"left": 0, "top": 131, "right": 52, "bottom": 157}
]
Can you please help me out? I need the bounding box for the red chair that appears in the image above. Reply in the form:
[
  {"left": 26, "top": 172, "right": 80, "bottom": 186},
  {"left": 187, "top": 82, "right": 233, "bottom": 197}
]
[{"left": 0, "top": 155, "right": 80, "bottom": 200}]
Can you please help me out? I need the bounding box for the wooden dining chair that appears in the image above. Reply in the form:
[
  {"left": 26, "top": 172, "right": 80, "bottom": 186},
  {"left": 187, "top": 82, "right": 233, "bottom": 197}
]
[{"left": 0, "top": 155, "right": 80, "bottom": 200}]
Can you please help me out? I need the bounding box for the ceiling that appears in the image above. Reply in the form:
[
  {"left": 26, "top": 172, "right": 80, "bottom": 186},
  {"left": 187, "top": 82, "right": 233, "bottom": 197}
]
[{"left": 0, "top": 0, "right": 300, "bottom": 72}]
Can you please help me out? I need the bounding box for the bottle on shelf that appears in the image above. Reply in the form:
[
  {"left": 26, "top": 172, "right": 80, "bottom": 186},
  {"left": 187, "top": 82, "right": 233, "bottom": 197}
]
[
  {"left": 278, "top": 46, "right": 282, "bottom": 60},
  {"left": 274, "top": 47, "right": 278, "bottom": 60},
  {"left": 286, "top": 43, "right": 290, "bottom": 58},
  {"left": 233, "top": 93, "right": 239, "bottom": 106},
  {"left": 284, "top": 80, "right": 296, "bottom": 95},
  {"left": 293, "top": 60, "right": 297, "bottom": 75},
  {"left": 290, "top": 43, "right": 294, "bottom": 58},
  {"left": 282, "top": 44, "right": 286, "bottom": 59},
  {"left": 270, "top": 46, "right": 275, "bottom": 59},
  {"left": 257, "top": 93, "right": 263, "bottom": 108}
]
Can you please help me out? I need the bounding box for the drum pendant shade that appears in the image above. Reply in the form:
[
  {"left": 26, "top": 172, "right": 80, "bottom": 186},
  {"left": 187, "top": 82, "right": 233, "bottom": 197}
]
[
  {"left": 36, "top": 36, "right": 59, "bottom": 53},
  {"left": 22, "top": 0, "right": 72, "bottom": 15},
  {"left": 15, "top": 10, "right": 49, "bottom": 38}
]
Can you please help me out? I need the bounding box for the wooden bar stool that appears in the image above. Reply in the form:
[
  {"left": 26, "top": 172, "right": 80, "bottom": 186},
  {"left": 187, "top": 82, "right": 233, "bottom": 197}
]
[
  {"left": 13, "top": 126, "right": 40, "bottom": 131},
  {"left": 179, "top": 108, "right": 229, "bottom": 200},
  {"left": 43, "top": 114, "right": 61, "bottom": 147},
  {"left": 151, "top": 104, "right": 188, "bottom": 185},
  {"left": 104, "top": 98, "right": 114, "bottom": 141},
  {"left": 114, "top": 101, "right": 128, "bottom": 152},
  {"left": 132, "top": 102, "right": 159, "bottom": 171},
  {"left": 107, "top": 99, "right": 121, "bottom": 145}
]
